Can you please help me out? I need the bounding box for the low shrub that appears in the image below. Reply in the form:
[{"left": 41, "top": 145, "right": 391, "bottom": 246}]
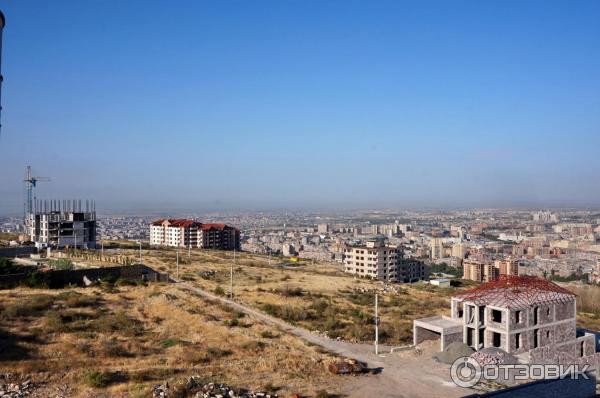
[
  {"left": 161, "top": 338, "right": 179, "bottom": 348},
  {"left": 205, "top": 346, "right": 232, "bottom": 360},
  {"left": 83, "top": 369, "right": 107, "bottom": 388},
  {"left": 242, "top": 340, "right": 265, "bottom": 351},
  {"left": 261, "top": 303, "right": 310, "bottom": 322},
  {"left": 224, "top": 319, "right": 239, "bottom": 328},
  {"left": 91, "top": 311, "right": 142, "bottom": 336},
  {"left": 213, "top": 286, "right": 225, "bottom": 296},
  {"left": 260, "top": 330, "right": 275, "bottom": 338},
  {"left": 4, "top": 295, "right": 54, "bottom": 317}
]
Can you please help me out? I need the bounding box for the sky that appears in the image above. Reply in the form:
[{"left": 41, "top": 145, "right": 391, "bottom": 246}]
[{"left": 0, "top": 0, "right": 599, "bottom": 215}]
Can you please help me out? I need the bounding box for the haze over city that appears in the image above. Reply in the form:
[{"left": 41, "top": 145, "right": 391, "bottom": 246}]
[
  {"left": 4, "top": 2, "right": 600, "bottom": 398},
  {"left": 0, "top": 0, "right": 599, "bottom": 214}
]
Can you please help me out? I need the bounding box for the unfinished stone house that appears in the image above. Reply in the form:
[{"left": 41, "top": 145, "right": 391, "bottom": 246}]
[{"left": 414, "top": 275, "right": 599, "bottom": 366}]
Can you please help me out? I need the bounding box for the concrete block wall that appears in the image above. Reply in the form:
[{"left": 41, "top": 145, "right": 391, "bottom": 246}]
[
  {"left": 508, "top": 308, "right": 528, "bottom": 330},
  {"left": 582, "top": 334, "right": 596, "bottom": 357},
  {"left": 486, "top": 307, "right": 507, "bottom": 330},
  {"left": 538, "top": 325, "right": 555, "bottom": 347},
  {"left": 556, "top": 321, "right": 576, "bottom": 342},
  {"left": 451, "top": 299, "right": 461, "bottom": 319},
  {"left": 413, "top": 325, "right": 439, "bottom": 346},
  {"left": 442, "top": 331, "right": 463, "bottom": 351},
  {"left": 484, "top": 329, "right": 510, "bottom": 352},
  {"left": 508, "top": 330, "right": 530, "bottom": 355},
  {"left": 555, "top": 300, "right": 575, "bottom": 320},
  {"left": 527, "top": 304, "right": 553, "bottom": 327},
  {"left": 529, "top": 335, "right": 597, "bottom": 365}
]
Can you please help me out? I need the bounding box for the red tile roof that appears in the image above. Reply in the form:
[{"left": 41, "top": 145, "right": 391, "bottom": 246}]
[
  {"left": 151, "top": 219, "right": 238, "bottom": 231},
  {"left": 151, "top": 219, "right": 200, "bottom": 228},
  {"left": 453, "top": 275, "right": 575, "bottom": 309}
]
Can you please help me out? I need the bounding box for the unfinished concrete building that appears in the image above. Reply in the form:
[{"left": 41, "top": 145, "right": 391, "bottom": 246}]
[
  {"left": 414, "top": 275, "right": 599, "bottom": 366},
  {"left": 26, "top": 199, "right": 97, "bottom": 249},
  {"left": 343, "top": 239, "right": 428, "bottom": 283}
]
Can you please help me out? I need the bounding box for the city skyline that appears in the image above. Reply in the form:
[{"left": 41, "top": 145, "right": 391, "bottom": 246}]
[{"left": 1, "top": 1, "right": 599, "bottom": 214}]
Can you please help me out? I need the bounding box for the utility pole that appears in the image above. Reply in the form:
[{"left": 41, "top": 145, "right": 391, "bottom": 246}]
[
  {"left": 138, "top": 241, "right": 142, "bottom": 264},
  {"left": 101, "top": 240, "right": 104, "bottom": 256},
  {"left": 188, "top": 241, "right": 191, "bottom": 258},
  {"left": 230, "top": 249, "right": 235, "bottom": 299},
  {"left": 176, "top": 249, "right": 179, "bottom": 279},
  {"left": 375, "top": 293, "right": 379, "bottom": 355}
]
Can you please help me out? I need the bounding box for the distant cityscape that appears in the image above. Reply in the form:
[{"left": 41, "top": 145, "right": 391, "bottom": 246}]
[{"left": 3, "top": 208, "right": 600, "bottom": 283}]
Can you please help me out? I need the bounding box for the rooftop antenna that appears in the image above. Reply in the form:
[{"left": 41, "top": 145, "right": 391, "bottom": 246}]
[{"left": 23, "top": 165, "right": 50, "bottom": 219}]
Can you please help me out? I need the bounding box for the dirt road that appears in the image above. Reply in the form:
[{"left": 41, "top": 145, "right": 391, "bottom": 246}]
[{"left": 178, "top": 281, "right": 471, "bottom": 398}]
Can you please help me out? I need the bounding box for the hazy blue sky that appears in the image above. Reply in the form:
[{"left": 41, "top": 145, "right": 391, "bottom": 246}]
[{"left": 0, "top": 1, "right": 599, "bottom": 214}]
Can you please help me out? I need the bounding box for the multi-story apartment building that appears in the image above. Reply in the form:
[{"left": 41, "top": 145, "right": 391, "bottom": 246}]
[
  {"left": 199, "top": 223, "right": 240, "bottom": 250},
  {"left": 495, "top": 258, "right": 519, "bottom": 277},
  {"left": 150, "top": 219, "right": 200, "bottom": 247},
  {"left": 343, "top": 240, "right": 427, "bottom": 282},
  {"left": 150, "top": 219, "right": 240, "bottom": 251},
  {"left": 451, "top": 242, "right": 466, "bottom": 259},
  {"left": 317, "top": 223, "right": 329, "bottom": 234},
  {"left": 533, "top": 210, "right": 559, "bottom": 224},
  {"left": 463, "top": 259, "right": 498, "bottom": 282},
  {"left": 397, "top": 257, "right": 429, "bottom": 283},
  {"left": 463, "top": 258, "right": 520, "bottom": 282},
  {"left": 26, "top": 200, "right": 97, "bottom": 249},
  {"left": 430, "top": 238, "right": 444, "bottom": 260}
]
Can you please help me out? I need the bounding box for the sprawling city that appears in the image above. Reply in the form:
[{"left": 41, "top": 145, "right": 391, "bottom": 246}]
[{"left": 1, "top": 2, "right": 599, "bottom": 398}]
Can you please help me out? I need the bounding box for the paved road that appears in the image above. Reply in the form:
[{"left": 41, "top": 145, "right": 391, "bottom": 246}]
[{"left": 177, "top": 281, "right": 469, "bottom": 398}]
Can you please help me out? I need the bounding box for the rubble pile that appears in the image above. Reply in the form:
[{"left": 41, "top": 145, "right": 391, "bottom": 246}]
[
  {"left": 152, "top": 382, "right": 169, "bottom": 398},
  {"left": 471, "top": 347, "right": 518, "bottom": 366},
  {"left": 152, "top": 378, "right": 280, "bottom": 398},
  {"left": 0, "top": 374, "right": 72, "bottom": 398},
  {"left": 328, "top": 359, "right": 365, "bottom": 375},
  {"left": 352, "top": 285, "right": 407, "bottom": 295},
  {"left": 0, "top": 379, "right": 33, "bottom": 398}
]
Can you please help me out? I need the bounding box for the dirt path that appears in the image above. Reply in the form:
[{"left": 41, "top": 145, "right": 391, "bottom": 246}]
[{"left": 177, "top": 281, "right": 472, "bottom": 398}]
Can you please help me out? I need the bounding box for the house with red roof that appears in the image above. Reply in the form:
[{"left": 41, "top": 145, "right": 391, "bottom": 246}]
[{"left": 149, "top": 219, "right": 239, "bottom": 251}]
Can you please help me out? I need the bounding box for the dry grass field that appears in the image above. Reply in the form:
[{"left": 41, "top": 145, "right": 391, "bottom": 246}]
[
  {"left": 0, "top": 232, "right": 19, "bottom": 247},
  {"left": 81, "top": 248, "right": 464, "bottom": 346},
  {"left": 568, "top": 283, "right": 600, "bottom": 331},
  {"left": 5, "top": 248, "right": 600, "bottom": 396},
  {"left": 0, "top": 282, "right": 347, "bottom": 397}
]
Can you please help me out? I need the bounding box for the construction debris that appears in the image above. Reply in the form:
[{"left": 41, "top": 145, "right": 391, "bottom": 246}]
[
  {"left": 0, "top": 379, "right": 32, "bottom": 398},
  {"left": 432, "top": 342, "right": 475, "bottom": 364},
  {"left": 471, "top": 347, "right": 518, "bottom": 366},
  {"left": 152, "top": 378, "right": 280, "bottom": 398},
  {"left": 352, "top": 285, "right": 406, "bottom": 295},
  {"left": 0, "top": 374, "right": 72, "bottom": 398},
  {"left": 328, "top": 358, "right": 365, "bottom": 375}
]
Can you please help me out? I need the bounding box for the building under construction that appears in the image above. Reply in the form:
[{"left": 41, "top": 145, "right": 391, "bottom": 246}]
[
  {"left": 414, "top": 275, "right": 599, "bottom": 367},
  {"left": 26, "top": 199, "right": 97, "bottom": 249}
]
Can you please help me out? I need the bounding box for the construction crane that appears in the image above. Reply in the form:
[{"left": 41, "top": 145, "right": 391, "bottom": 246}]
[{"left": 24, "top": 165, "right": 50, "bottom": 217}]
